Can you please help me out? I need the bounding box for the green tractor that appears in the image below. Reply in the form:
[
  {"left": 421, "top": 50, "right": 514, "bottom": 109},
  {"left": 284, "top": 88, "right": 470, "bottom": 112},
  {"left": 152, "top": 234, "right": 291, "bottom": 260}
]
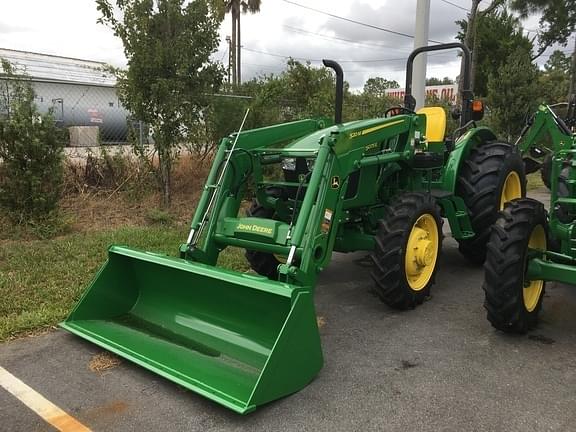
[
  {"left": 483, "top": 97, "right": 576, "bottom": 333},
  {"left": 521, "top": 100, "right": 576, "bottom": 190},
  {"left": 61, "top": 43, "right": 525, "bottom": 414}
]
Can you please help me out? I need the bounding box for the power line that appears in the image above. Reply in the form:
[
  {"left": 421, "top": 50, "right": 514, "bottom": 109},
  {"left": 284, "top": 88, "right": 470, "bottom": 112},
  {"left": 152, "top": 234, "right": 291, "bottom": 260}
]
[
  {"left": 282, "top": 25, "right": 411, "bottom": 52},
  {"left": 243, "top": 63, "right": 458, "bottom": 76},
  {"left": 217, "top": 48, "right": 228, "bottom": 63},
  {"left": 242, "top": 47, "right": 312, "bottom": 62},
  {"left": 344, "top": 64, "right": 459, "bottom": 74},
  {"left": 242, "top": 47, "right": 457, "bottom": 64},
  {"left": 281, "top": 0, "right": 445, "bottom": 44},
  {"left": 243, "top": 63, "right": 287, "bottom": 73},
  {"left": 436, "top": 0, "right": 469, "bottom": 12}
]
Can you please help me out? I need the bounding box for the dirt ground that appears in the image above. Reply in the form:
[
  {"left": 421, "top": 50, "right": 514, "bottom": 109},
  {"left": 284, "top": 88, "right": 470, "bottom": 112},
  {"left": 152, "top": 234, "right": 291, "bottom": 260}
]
[{"left": 59, "top": 153, "right": 212, "bottom": 233}]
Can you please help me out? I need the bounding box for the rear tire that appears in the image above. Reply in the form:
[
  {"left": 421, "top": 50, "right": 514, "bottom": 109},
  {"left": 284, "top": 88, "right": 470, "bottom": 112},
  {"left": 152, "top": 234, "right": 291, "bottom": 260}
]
[
  {"left": 456, "top": 141, "right": 526, "bottom": 264},
  {"left": 483, "top": 198, "right": 547, "bottom": 333},
  {"left": 244, "top": 201, "right": 281, "bottom": 280},
  {"left": 371, "top": 193, "right": 443, "bottom": 310}
]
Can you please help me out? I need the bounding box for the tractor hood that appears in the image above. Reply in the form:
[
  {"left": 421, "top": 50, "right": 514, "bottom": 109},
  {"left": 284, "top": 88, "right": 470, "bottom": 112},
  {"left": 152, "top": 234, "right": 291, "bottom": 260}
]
[{"left": 265, "top": 116, "right": 413, "bottom": 156}]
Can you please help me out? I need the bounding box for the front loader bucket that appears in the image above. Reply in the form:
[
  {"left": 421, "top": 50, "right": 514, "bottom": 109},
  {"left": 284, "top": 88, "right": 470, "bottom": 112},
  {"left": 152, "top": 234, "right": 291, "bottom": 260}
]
[{"left": 61, "top": 246, "right": 322, "bottom": 414}]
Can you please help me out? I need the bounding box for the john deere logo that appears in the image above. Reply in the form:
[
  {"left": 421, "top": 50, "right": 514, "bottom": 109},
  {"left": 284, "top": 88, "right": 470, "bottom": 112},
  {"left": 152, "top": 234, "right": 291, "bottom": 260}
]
[
  {"left": 236, "top": 223, "right": 273, "bottom": 235},
  {"left": 331, "top": 176, "right": 340, "bottom": 189}
]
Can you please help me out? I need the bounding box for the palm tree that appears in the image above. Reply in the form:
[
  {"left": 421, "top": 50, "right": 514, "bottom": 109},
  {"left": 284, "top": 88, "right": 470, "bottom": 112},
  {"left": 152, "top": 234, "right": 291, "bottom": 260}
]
[{"left": 225, "top": 0, "right": 261, "bottom": 85}]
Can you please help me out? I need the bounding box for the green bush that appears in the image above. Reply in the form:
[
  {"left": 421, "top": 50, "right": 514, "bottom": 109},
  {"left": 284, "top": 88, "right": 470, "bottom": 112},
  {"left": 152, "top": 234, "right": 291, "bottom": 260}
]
[{"left": 0, "top": 59, "right": 64, "bottom": 224}]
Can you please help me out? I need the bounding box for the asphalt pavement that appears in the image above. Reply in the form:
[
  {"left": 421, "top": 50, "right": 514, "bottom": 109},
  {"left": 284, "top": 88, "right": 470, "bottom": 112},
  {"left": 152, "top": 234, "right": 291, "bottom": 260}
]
[{"left": 2, "top": 188, "right": 576, "bottom": 432}]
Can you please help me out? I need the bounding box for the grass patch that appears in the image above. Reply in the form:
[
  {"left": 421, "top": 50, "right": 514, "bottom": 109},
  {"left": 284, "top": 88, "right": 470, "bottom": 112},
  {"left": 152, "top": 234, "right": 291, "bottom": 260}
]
[
  {"left": 0, "top": 226, "right": 249, "bottom": 341},
  {"left": 0, "top": 210, "right": 74, "bottom": 241},
  {"left": 145, "top": 208, "right": 175, "bottom": 226},
  {"left": 217, "top": 246, "right": 251, "bottom": 271}
]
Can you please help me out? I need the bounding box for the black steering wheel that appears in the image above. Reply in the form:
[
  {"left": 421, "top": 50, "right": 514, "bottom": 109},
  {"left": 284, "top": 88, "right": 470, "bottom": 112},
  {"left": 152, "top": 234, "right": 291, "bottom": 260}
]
[{"left": 384, "top": 106, "right": 415, "bottom": 117}]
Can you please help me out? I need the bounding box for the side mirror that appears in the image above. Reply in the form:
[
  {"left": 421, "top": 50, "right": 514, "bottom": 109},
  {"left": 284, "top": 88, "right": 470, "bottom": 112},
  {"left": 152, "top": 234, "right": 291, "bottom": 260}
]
[{"left": 471, "top": 99, "right": 484, "bottom": 121}]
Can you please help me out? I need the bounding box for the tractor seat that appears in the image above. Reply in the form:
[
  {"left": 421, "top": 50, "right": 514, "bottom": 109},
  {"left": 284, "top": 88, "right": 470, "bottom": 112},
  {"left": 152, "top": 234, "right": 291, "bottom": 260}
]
[{"left": 417, "top": 106, "right": 447, "bottom": 143}]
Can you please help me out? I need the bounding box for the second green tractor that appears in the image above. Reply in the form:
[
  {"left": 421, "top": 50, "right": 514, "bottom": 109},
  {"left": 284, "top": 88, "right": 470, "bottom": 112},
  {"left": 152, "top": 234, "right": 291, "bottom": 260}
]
[{"left": 483, "top": 96, "right": 576, "bottom": 333}]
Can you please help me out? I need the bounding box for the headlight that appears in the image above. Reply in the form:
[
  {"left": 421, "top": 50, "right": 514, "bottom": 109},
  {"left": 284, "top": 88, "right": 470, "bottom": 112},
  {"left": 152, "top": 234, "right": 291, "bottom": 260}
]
[{"left": 282, "top": 158, "right": 296, "bottom": 171}]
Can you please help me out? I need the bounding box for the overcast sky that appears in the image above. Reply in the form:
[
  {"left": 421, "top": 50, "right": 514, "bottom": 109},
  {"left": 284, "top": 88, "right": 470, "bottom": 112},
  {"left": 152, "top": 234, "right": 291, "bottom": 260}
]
[{"left": 0, "top": 0, "right": 559, "bottom": 91}]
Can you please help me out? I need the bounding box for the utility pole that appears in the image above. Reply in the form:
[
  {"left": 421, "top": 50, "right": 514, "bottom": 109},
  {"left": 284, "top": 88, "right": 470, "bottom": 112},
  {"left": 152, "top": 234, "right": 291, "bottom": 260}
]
[
  {"left": 413, "top": 0, "right": 430, "bottom": 110},
  {"left": 237, "top": 13, "right": 242, "bottom": 85},
  {"left": 231, "top": 5, "right": 238, "bottom": 85},
  {"left": 226, "top": 36, "right": 233, "bottom": 85},
  {"left": 569, "top": 35, "right": 576, "bottom": 98}
]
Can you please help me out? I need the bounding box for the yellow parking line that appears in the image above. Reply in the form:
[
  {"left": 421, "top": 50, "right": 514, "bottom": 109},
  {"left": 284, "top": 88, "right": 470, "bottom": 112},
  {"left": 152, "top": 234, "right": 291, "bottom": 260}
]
[{"left": 0, "top": 365, "right": 91, "bottom": 432}]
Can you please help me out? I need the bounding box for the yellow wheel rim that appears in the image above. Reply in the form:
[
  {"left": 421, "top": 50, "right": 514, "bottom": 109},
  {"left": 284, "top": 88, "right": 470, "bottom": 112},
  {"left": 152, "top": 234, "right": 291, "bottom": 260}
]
[
  {"left": 405, "top": 214, "right": 439, "bottom": 291},
  {"left": 500, "top": 171, "right": 522, "bottom": 210},
  {"left": 524, "top": 225, "right": 546, "bottom": 312}
]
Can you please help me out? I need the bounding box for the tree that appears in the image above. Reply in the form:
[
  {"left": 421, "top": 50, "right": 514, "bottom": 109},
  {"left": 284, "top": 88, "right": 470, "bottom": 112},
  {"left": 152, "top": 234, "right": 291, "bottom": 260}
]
[
  {"left": 510, "top": 0, "right": 576, "bottom": 58},
  {"left": 0, "top": 59, "right": 64, "bottom": 226},
  {"left": 544, "top": 50, "right": 572, "bottom": 72},
  {"left": 457, "top": 9, "right": 533, "bottom": 96},
  {"left": 426, "top": 77, "right": 454, "bottom": 86},
  {"left": 510, "top": 0, "right": 576, "bottom": 97},
  {"left": 209, "top": 60, "right": 400, "bottom": 134},
  {"left": 457, "top": 0, "right": 506, "bottom": 94},
  {"left": 347, "top": 77, "right": 398, "bottom": 119},
  {"left": 363, "top": 77, "right": 400, "bottom": 97},
  {"left": 96, "top": 0, "right": 224, "bottom": 207},
  {"left": 225, "top": 0, "right": 261, "bottom": 85},
  {"left": 187, "top": 93, "right": 251, "bottom": 161},
  {"left": 538, "top": 50, "right": 571, "bottom": 103},
  {"left": 213, "top": 59, "right": 353, "bottom": 128},
  {"left": 487, "top": 47, "right": 539, "bottom": 141},
  {"left": 273, "top": 59, "right": 335, "bottom": 120}
]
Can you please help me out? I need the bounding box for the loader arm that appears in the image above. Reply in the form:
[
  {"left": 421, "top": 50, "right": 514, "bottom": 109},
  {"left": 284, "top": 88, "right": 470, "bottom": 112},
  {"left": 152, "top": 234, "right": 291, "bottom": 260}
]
[
  {"left": 517, "top": 104, "right": 574, "bottom": 171},
  {"left": 516, "top": 104, "right": 576, "bottom": 258}
]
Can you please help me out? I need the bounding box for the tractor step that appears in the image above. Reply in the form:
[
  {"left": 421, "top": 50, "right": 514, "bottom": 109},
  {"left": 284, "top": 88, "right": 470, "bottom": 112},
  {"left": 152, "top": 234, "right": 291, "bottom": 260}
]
[
  {"left": 437, "top": 195, "right": 475, "bottom": 240},
  {"left": 430, "top": 189, "right": 452, "bottom": 199}
]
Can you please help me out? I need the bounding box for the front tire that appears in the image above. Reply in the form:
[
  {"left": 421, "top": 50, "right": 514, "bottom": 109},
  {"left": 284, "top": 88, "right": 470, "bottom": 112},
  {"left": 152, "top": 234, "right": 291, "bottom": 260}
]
[
  {"left": 244, "top": 201, "right": 282, "bottom": 280},
  {"left": 541, "top": 154, "right": 552, "bottom": 190},
  {"left": 457, "top": 141, "right": 526, "bottom": 264},
  {"left": 483, "top": 198, "right": 547, "bottom": 333},
  {"left": 371, "top": 193, "right": 443, "bottom": 310}
]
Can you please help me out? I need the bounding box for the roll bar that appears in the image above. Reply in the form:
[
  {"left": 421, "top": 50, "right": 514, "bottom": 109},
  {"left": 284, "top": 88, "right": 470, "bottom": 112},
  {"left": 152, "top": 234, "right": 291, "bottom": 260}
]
[{"left": 404, "top": 42, "right": 473, "bottom": 127}]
